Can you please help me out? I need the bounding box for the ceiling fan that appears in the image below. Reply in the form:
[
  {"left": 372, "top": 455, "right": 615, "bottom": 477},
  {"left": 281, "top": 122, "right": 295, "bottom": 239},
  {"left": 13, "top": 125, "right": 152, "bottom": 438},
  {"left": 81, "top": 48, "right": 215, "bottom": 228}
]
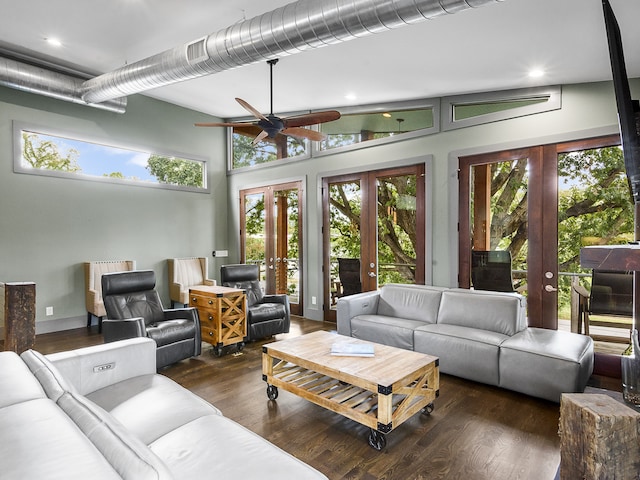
[{"left": 195, "top": 59, "right": 341, "bottom": 144}]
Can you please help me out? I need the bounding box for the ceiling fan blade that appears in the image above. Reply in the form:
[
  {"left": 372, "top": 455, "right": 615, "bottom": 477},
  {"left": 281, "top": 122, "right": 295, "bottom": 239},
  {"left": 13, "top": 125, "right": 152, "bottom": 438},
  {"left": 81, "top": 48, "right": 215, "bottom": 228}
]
[
  {"left": 283, "top": 110, "right": 341, "bottom": 128},
  {"left": 236, "top": 98, "right": 271, "bottom": 124},
  {"left": 252, "top": 130, "right": 269, "bottom": 145},
  {"left": 282, "top": 127, "right": 327, "bottom": 142},
  {"left": 194, "top": 122, "right": 252, "bottom": 127}
]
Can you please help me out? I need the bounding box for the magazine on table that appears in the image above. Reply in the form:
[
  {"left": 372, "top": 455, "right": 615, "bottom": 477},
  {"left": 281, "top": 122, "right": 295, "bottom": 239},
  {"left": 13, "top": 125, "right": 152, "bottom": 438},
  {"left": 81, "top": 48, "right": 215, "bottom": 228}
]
[{"left": 330, "top": 342, "right": 375, "bottom": 357}]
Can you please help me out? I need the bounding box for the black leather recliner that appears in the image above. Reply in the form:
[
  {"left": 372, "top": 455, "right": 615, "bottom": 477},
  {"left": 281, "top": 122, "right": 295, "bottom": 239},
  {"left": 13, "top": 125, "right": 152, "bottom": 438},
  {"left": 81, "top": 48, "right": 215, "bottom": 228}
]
[
  {"left": 220, "top": 264, "right": 290, "bottom": 342},
  {"left": 101, "top": 270, "right": 201, "bottom": 369}
]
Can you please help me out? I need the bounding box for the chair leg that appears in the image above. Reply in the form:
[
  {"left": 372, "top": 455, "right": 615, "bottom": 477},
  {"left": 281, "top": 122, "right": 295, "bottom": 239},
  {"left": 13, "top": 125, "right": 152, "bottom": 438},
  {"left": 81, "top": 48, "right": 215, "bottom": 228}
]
[
  {"left": 87, "top": 312, "right": 92, "bottom": 328},
  {"left": 98, "top": 316, "right": 103, "bottom": 334}
]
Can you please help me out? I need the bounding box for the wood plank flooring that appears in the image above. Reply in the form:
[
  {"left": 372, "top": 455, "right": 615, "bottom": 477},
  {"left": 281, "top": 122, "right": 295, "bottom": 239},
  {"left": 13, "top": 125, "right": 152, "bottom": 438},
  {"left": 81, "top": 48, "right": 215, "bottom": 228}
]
[{"left": 16, "top": 317, "right": 603, "bottom": 479}]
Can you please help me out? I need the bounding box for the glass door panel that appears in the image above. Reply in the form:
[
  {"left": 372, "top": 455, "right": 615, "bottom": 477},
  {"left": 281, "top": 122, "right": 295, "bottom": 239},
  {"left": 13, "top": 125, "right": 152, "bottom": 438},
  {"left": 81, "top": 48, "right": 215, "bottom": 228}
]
[
  {"left": 469, "top": 159, "right": 529, "bottom": 293},
  {"left": 240, "top": 182, "right": 303, "bottom": 315},
  {"left": 323, "top": 164, "right": 425, "bottom": 321}
]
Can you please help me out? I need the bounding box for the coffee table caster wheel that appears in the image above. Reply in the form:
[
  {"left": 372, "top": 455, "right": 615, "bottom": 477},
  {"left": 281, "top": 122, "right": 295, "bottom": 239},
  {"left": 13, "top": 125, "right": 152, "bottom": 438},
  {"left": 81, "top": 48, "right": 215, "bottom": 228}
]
[
  {"left": 212, "top": 346, "right": 224, "bottom": 357},
  {"left": 421, "top": 403, "right": 434, "bottom": 415},
  {"left": 267, "top": 385, "right": 278, "bottom": 400},
  {"left": 368, "top": 429, "right": 387, "bottom": 451},
  {"left": 237, "top": 342, "right": 244, "bottom": 352}
]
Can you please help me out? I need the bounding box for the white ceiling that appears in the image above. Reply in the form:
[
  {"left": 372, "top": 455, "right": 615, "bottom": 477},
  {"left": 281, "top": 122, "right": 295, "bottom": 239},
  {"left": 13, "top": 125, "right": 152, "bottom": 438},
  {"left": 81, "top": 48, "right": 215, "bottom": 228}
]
[{"left": 1, "top": 0, "right": 639, "bottom": 119}]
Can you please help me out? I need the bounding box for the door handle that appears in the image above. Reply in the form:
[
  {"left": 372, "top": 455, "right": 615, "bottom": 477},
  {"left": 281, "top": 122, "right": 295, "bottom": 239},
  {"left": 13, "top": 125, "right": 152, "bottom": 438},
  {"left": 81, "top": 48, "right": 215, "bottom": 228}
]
[
  {"left": 544, "top": 285, "right": 557, "bottom": 292},
  {"left": 368, "top": 272, "right": 377, "bottom": 278}
]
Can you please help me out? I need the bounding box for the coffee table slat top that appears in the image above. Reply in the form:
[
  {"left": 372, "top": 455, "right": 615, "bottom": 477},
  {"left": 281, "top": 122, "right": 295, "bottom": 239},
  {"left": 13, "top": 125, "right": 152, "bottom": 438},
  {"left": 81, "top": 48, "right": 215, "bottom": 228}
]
[{"left": 263, "top": 330, "right": 438, "bottom": 389}]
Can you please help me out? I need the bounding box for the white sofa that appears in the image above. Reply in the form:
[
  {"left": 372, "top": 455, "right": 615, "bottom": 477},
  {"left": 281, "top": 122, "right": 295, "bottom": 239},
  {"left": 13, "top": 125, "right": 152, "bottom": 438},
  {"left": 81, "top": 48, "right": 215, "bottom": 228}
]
[
  {"left": 337, "top": 284, "right": 594, "bottom": 402},
  {"left": 0, "top": 337, "right": 327, "bottom": 480}
]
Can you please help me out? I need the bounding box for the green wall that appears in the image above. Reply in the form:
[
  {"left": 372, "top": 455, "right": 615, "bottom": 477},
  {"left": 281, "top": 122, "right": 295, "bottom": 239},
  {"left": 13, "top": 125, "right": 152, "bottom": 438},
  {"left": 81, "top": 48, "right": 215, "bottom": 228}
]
[
  {"left": 0, "top": 85, "right": 228, "bottom": 333},
  {"left": 2, "top": 79, "right": 638, "bottom": 330},
  {"left": 227, "top": 80, "right": 638, "bottom": 321}
]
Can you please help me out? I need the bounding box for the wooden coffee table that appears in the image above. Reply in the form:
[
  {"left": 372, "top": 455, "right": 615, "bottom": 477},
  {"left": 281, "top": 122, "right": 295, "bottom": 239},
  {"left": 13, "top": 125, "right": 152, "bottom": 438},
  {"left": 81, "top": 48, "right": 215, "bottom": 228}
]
[{"left": 262, "top": 330, "right": 439, "bottom": 450}]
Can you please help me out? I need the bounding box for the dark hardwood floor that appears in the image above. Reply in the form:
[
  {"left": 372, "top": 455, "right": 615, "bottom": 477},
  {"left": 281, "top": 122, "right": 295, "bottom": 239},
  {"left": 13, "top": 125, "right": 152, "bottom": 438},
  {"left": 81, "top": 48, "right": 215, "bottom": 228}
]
[{"left": 21, "top": 317, "right": 585, "bottom": 479}]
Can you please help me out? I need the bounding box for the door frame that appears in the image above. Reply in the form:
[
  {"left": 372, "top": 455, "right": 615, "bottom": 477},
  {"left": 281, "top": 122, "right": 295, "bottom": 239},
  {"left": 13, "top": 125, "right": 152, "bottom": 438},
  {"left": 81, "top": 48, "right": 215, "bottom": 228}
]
[
  {"left": 322, "top": 163, "right": 426, "bottom": 321},
  {"left": 239, "top": 180, "right": 304, "bottom": 316},
  {"left": 458, "top": 134, "right": 621, "bottom": 329}
]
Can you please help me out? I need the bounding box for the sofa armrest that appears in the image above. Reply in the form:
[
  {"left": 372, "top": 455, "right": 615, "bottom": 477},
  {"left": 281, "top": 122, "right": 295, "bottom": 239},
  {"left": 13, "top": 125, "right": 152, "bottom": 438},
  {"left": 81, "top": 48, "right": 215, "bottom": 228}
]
[
  {"left": 46, "top": 337, "right": 157, "bottom": 395},
  {"left": 164, "top": 306, "right": 199, "bottom": 323},
  {"left": 336, "top": 290, "right": 380, "bottom": 337}
]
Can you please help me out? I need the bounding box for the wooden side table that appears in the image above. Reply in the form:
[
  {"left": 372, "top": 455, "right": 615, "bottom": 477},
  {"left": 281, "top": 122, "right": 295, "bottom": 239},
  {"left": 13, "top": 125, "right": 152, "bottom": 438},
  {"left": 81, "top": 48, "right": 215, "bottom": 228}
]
[
  {"left": 1, "top": 282, "right": 36, "bottom": 354},
  {"left": 189, "top": 285, "right": 246, "bottom": 356}
]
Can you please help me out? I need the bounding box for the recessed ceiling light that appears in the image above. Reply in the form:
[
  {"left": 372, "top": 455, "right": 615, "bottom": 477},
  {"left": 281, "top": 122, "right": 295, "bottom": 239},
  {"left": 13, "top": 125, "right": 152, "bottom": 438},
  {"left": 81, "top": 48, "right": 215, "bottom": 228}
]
[
  {"left": 382, "top": 112, "right": 392, "bottom": 118},
  {"left": 528, "top": 69, "right": 544, "bottom": 78},
  {"left": 45, "top": 37, "right": 62, "bottom": 47},
  {"left": 345, "top": 93, "right": 357, "bottom": 101}
]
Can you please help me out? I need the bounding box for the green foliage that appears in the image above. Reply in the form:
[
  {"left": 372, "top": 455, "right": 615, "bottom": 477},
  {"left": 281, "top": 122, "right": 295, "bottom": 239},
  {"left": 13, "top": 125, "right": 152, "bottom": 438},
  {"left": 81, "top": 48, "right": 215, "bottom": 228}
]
[
  {"left": 146, "top": 155, "right": 203, "bottom": 187},
  {"left": 22, "top": 132, "right": 81, "bottom": 172},
  {"left": 232, "top": 133, "right": 307, "bottom": 168}
]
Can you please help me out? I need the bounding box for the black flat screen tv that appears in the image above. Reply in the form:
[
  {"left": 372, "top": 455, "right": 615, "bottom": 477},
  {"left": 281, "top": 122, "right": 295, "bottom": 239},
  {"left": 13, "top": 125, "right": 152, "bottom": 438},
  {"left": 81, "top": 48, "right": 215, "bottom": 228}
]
[{"left": 602, "top": 0, "right": 640, "bottom": 204}]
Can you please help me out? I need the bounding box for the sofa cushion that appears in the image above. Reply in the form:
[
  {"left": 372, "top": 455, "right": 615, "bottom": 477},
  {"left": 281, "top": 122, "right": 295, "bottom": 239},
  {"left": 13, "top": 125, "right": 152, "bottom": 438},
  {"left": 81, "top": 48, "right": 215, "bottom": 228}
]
[
  {"left": 499, "top": 328, "right": 594, "bottom": 402},
  {"left": 351, "top": 314, "right": 427, "bottom": 350},
  {"left": 21, "top": 349, "right": 75, "bottom": 401},
  {"left": 0, "top": 398, "right": 123, "bottom": 480},
  {"left": 437, "top": 290, "right": 526, "bottom": 336},
  {"left": 0, "top": 351, "right": 46, "bottom": 408},
  {"left": 87, "top": 373, "right": 221, "bottom": 445},
  {"left": 57, "top": 390, "right": 173, "bottom": 479},
  {"left": 377, "top": 284, "right": 444, "bottom": 324},
  {"left": 414, "top": 324, "right": 506, "bottom": 385},
  {"left": 149, "top": 414, "right": 327, "bottom": 480}
]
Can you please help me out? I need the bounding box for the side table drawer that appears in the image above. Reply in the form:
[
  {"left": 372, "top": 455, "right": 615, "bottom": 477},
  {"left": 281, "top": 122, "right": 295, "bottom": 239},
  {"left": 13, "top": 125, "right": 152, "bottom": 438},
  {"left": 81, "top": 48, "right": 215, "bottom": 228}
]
[{"left": 190, "top": 293, "right": 216, "bottom": 308}]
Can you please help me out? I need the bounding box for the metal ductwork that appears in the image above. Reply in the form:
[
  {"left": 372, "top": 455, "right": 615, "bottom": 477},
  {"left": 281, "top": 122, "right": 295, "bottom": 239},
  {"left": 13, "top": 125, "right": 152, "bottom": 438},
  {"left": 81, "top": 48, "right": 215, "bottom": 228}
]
[
  {"left": 0, "top": 56, "right": 127, "bottom": 113},
  {"left": 81, "top": 0, "right": 504, "bottom": 105}
]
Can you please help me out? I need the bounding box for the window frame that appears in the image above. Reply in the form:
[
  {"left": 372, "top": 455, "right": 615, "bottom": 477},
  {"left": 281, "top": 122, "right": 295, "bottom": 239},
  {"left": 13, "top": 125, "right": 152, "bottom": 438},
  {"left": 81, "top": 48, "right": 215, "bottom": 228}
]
[{"left": 13, "top": 121, "right": 210, "bottom": 193}]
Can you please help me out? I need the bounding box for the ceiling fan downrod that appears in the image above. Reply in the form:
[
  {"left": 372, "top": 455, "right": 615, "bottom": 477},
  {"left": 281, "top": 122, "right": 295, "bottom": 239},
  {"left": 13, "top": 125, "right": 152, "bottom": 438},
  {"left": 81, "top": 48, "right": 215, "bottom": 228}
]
[{"left": 267, "top": 58, "right": 279, "bottom": 116}]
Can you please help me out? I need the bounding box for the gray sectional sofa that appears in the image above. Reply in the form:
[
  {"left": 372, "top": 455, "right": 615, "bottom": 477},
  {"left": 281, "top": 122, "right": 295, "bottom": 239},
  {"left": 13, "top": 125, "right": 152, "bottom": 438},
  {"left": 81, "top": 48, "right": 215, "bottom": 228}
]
[
  {"left": 337, "top": 284, "right": 594, "bottom": 402},
  {"left": 0, "top": 337, "right": 327, "bottom": 480}
]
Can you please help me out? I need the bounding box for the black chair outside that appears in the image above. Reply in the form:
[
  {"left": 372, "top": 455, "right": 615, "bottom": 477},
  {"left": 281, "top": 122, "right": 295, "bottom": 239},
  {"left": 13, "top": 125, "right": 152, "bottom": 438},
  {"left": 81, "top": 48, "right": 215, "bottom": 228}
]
[
  {"left": 101, "top": 270, "right": 201, "bottom": 369},
  {"left": 337, "top": 258, "right": 362, "bottom": 297},
  {"left": 471, "top": 250, "right": 516, "bottom": 293},
  {"left": 220, "top": 264, "right": 290, "bottom": 342},
  {"left": 574, "top": 269, "right": 633, "bottom": 342}
]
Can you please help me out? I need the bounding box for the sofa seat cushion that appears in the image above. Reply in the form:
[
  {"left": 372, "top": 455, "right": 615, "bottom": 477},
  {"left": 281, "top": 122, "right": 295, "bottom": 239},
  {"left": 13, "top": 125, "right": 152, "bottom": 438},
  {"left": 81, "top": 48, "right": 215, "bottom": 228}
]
[
  {"left": 414, "top": 324, "right": 508, "bottom": 386},
  {"left": 150, "top": 414, "right": 327, "bottom": 480},
  {"left": 351, "top": 314, "right": 427, "bottom": 350},
  {"left": 87, "top": 373, "right": 221, "bottom": 445},
  {"left": 437, "top": 290, "right": 526, "bottom": 336},
  {"left": 377, "top": 284, "right": 444, "bottom": 324},
  {"left": 146, "top": 319, "right": 197, "bottom": 347},
  {"left": 499, "top": 328, "right": 594, "bottom": 402},
  {"left": 0, "top": 398, "right": 122, "bottom": 480},
  {"left": 0, "top": 351, "right": 47, "bottom": 407},
  {"left": 250, "top": 302, "right": 286, "bottom": 322}
]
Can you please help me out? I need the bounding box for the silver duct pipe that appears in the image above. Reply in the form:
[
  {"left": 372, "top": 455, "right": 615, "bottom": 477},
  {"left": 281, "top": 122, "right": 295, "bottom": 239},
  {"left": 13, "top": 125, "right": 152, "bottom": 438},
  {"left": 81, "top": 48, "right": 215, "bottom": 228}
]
[
  {"left": 0, "top": 56, "right": 127, "bottom": 113},
  {"left": 81, "top": 0, "right": 503, "bottom": 105}
]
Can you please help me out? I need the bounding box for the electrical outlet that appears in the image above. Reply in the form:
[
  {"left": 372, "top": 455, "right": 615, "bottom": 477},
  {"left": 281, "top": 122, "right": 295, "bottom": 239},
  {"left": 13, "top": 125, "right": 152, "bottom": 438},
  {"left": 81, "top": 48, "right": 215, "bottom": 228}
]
[
  {"left": 311, "top": 296, "right": 317, "bottom": 305},
  {"left": 45, "top": 306, "right": 54, "bottom": 316}
]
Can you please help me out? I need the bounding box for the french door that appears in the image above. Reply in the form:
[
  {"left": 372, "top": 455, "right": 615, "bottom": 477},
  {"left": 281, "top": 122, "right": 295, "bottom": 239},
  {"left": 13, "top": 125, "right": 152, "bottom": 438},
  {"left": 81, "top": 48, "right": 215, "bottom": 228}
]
[
  {"left": 458, "top": 134, "right": 622, "bottom": 329},
  {"left": 240, "top": 181, "right": 303, "bottom": 315},
  {"left": 322, "top": 164, "right": 425, "bottom": 321}
]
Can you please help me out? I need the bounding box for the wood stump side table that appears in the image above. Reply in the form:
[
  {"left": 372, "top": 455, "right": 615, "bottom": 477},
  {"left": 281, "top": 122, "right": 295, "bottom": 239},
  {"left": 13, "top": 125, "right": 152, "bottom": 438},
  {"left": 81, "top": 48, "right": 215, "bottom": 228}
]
[
  {"left": 189, "top": 285, "right": 247, "bottom": 356},
  {"left": 1, "top": 282, "right": 36, "bottom": 354}
]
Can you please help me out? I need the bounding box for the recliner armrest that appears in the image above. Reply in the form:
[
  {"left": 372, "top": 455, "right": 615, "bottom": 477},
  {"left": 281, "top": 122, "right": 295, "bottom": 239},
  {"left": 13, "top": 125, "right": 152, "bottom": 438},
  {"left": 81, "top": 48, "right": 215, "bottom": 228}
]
[
  {"left": 163, "top": 307, "right": 199, "bottom": 323},
  {"left": 102, "top": 317, "right": 146, "bottom": 343}
]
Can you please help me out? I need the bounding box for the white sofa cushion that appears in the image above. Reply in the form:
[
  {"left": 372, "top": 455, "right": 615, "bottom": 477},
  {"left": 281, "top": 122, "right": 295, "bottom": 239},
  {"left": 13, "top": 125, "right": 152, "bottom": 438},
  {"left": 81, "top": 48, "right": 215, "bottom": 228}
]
[
  {"left": 0, "top": 351, "right": 46, "bottom": 407},
  {"left": 351, "top": 314, "right": 427, "bottom": 350}
]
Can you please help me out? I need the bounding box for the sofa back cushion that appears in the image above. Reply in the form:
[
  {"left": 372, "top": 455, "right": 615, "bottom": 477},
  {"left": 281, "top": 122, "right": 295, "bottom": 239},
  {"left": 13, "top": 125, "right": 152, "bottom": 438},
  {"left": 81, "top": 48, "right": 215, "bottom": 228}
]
[
  {"left": 437, "top": 289, "right": 526, "bottom": 336},
  {"left": 377, "top": 284, "right": 445, "bottom": 324},
  {"left": 21, "top": 349, "right": 75, "bottom": 402},
  {"left": 57, "top": 391, "right": 173, "bottom": 479},
  {"left": 0, "top": 351, "right": 47, "bottom": 408}
]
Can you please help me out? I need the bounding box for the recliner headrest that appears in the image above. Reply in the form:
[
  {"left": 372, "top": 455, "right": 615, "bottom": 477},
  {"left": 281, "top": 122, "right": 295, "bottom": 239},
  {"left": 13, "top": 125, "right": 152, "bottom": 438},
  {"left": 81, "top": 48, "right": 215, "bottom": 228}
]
[
  {"left": 102, "top": 270, "right": 156, "bottom": 296},
  {"left": 220, "top": 264, "right": 259, "bottom": 283}
]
